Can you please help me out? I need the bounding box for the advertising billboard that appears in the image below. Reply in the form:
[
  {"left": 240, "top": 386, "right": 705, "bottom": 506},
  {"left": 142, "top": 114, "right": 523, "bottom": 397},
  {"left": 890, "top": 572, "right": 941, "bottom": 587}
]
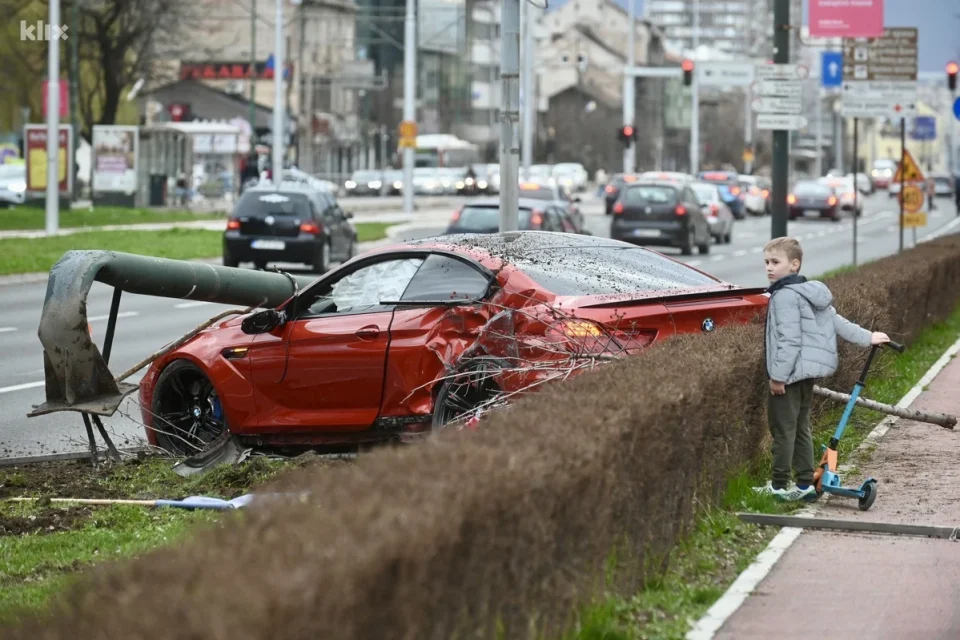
[
  {"left": 24, "top": 124, "right": 73, "bottom": 197},
  {"left": 92, "top": 125, "right": 139, "bottom": 195}
]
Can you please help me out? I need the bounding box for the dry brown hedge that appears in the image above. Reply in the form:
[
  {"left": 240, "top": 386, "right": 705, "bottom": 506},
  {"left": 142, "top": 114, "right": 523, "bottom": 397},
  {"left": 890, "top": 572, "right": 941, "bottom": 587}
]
[{"left": 7, "top": 236, "right": 960, "bottom": 640}]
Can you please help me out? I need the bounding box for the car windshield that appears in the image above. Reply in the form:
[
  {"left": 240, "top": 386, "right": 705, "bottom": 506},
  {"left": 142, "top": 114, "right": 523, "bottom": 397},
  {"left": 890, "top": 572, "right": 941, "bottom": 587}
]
[
  {"left": 455, "top": 206, "right": 532, "bottom": 231},
  {"left": 235, "top": 191, "right": 312, "bottom": 217},
  {"left": 691, "top": 184, "right": 719, "bottom": 202},
  {"left": 873, "top": 159, "right": 897, "bottom": 170},
  {"left": 934, "top": 176, "right": 951, "bottom": 184},
  {"left": 518, "top": 185, "right": 554, "bottom": 200},
  {"left": 0, "top": 164, "right": 25, "bottom": 180},
  {"left": 794, "top": 182, "right": 832, "bottom": 197},
  {"left": 622, "top": 185, "right": 678, "bottom": 205},
  {"left": 511, "top": 243, "right": 720, "bottom": 296}
]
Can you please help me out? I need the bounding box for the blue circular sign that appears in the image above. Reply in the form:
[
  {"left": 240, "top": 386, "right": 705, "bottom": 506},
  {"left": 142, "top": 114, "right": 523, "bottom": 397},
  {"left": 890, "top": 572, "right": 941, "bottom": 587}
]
[{"left": 954, "top": 96, "right": 960, "bottom": 121}]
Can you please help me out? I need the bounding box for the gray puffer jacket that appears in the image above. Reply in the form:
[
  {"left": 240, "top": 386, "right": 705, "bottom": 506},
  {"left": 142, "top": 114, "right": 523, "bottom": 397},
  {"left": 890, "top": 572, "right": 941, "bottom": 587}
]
[{"left": 765, "top": 279, "right": 872, "bottom": 384}]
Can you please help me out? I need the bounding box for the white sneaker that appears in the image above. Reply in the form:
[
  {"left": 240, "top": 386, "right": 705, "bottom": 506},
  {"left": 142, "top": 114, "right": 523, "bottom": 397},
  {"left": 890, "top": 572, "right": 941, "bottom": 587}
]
[{"left": 753, "top": 482, "right": 815, "bottom": 502}]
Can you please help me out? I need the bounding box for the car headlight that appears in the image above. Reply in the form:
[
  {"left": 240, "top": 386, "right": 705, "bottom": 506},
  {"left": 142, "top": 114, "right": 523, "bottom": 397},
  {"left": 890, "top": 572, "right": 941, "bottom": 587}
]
[
  {"left": 345, "top": 180, "right": 356, "bottom": 188},
  {"left": 369, "top": 181, "right": 381, "bottom": 188},
  {"left": 393, "top": 180, "right": 403, "bottom": 189},
  {"left": 9, "top": 181, "right": 26, "bottom": 193},
  {"left": 478, "top": 180, "right": 487, "bottom": 189},
  {"left": 456, "top": 181, "right": 465, "bottom": 189},
  {"left": 465, "top": 178, "right": 474, "bottom": 186}
]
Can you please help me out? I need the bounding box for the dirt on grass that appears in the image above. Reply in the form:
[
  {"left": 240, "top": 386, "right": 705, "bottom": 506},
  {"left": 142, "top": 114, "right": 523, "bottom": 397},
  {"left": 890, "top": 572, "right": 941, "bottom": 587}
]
[{"left": 0, "top": 506, "right": 94, "bottom": 537}]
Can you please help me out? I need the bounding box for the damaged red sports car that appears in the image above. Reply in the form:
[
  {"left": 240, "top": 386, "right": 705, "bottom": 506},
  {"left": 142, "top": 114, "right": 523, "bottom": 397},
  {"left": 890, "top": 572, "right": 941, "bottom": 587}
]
[{"left": 138, "top": 231, "right": 768, "bottom": 455}]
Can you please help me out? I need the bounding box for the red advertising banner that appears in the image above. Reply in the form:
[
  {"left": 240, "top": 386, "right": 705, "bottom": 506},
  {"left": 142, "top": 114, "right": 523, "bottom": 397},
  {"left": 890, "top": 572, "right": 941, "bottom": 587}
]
[
  {"left": 41, "top": 81, "right": 70, "bottom": 119},
  {"left": 24, "top": 124, "right": 73, "bottom": 196},
  {"left": 809, "top": 0, "right": 884, "bottom": 38}
]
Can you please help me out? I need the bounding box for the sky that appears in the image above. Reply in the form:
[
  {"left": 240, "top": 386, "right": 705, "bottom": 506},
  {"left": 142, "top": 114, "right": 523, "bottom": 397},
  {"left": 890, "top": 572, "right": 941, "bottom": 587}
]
[{"left": 546, "top": 0, "right": 959, "bottom": 71}]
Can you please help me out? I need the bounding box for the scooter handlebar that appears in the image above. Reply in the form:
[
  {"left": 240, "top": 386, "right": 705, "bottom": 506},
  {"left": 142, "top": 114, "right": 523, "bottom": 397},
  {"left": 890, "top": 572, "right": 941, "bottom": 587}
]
[{"left": 885, "top": 341, "right": 905, "bottom": 353}]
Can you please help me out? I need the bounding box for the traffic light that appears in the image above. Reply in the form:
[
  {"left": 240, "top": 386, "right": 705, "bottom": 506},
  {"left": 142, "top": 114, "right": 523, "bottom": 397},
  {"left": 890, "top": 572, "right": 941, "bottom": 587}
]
[
  {"left": 682, "top": 59, "right": 694, "bottom": 87},
  {"left": 618, "top": 125, "right": 636, "bottom": 146},
  {"left": 947, "top": 61, "right": 958, "bottom": 91}
]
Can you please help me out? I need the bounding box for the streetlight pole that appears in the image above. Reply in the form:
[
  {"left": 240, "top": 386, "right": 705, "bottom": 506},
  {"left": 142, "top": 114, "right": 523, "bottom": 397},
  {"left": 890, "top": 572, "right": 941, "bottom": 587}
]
[
  {"left": 498, "top": 0, "right": 520, "bottom": 231},
  {"left": 689, "top": 0, "right": 700, "bottom": 174},
  {"left": 402, "top": 0, "right": 416, "bottom": 218},
  {"left": 46, "top": 0, "right": 61, "bottom": 235},
  {"left": 520, "top": 0, "right": 534, "bottom": 179},
  {"left": 272, "top": 0, "right": 284, "bottom": 181},
  {"left": 250, "top": 0, "right": 257, "bottom": 131},
  {"left": 70, "top": 0, "right": 79, "bottom": 201},
  {"left": 622, "top": 0, "right": 636, "bottom": 174}
]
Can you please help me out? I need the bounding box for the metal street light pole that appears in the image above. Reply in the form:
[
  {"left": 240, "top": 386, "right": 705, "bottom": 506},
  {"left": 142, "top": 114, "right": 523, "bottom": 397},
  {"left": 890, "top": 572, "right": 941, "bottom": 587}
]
[
  {"left": 46, "top": 0, "right": 61, "bottom": 235},
  {"left": 402, "top": 0, "right": 416, "bottom": 218},
  {"left": 499, "top": 0, "right": 520, "bottom": 231},
  {"left": 521, "top": 0, "right": 534, "bottom": 178},
  {"left": 272, "top": 0, "right": 285, "bottom": 181},
  {"left": 250, "top": 0, "right": 257, "bottom": 131},
  {"left": 689, "top": 0, "right": 700, "bottom": 174},
  {"left": 623, "top": 0, "right": 636, "bottom": 174}
]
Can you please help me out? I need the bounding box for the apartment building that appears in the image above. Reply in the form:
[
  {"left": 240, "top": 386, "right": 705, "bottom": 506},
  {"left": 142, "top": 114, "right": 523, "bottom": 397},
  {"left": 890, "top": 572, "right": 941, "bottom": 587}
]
[{"left": 644, "top": 0, "right": 775, "bottom": 59}]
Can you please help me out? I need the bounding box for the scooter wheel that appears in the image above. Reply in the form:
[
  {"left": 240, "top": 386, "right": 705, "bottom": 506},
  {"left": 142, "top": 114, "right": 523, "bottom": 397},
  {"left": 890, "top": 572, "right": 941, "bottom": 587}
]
[{"left": 858, "top": 481, "right": 877, "bottom": 511}]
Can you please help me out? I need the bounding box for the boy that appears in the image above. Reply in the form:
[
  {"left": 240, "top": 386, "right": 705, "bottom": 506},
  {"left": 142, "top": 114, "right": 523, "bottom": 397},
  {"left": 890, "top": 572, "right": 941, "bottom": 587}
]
[{"left": 758, "top": 237, "right": 890, "bottom": 501}]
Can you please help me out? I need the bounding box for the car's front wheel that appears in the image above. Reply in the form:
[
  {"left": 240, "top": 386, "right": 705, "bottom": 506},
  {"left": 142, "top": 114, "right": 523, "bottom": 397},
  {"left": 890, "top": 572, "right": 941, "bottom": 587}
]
[
  {"left": 151, "top": 360, "right": 227, "bottom": 456},
  {"left": 431, "top": 357, "right": 508, "bottom": 430}
]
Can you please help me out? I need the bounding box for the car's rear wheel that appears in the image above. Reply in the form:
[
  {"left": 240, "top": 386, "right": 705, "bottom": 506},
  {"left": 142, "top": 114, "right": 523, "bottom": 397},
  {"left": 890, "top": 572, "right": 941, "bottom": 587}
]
[
  {"left": 724, "top": 228, "right": 732, "bottom": 244},
  {"left": 431, "top": 357, "right": 508, "bottom": 430},
  {"left": 311, "top": 240, "right": 331, "bottom": 273},
  {"left": 223, "top": 248, "right": 239, "bottom": 268},
  {"left": 151, "top": 360, "right": 227, "bottom": 456},
  {"left": 681, "top": 230, "right": 695, "bottom": 256}
]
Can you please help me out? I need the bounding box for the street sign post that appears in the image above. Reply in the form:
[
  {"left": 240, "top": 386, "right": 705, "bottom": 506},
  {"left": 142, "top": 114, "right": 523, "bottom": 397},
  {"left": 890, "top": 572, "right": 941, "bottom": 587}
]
[
  {"left": 894, "top": 148, "right": 925, "bottom": 183},
  {"left": 697, "top": 61, "right": 756, "bottom": 87},
  {"left": 753, "top": 63, "right": 806, "bottom": 131},
  {"left": 821, "top": 51, "right": 843, "bottom": 88},
  {"left": 841, "top": 28, "right": 918, "bottom": 119}
]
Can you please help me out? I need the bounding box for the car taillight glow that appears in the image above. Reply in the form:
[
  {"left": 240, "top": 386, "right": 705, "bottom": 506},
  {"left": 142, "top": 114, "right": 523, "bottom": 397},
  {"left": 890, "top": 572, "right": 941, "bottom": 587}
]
[
  {"left": 827, "top": 195, "right": 837, "bottom": 206},
  {"left": 762, "top": 189, "right": 770, "bottom": 198},
  {"left": 451, "top": 206, "right": 462, "bottom": 221},
  {"left": 675, "top": 204, "right": 687, "bottom": 216},
  {"left": 605, "top": 185, "right": 616, "bottom": 194},
  {"left": 730, "top": 186, "right": 741, "bottom": 195},
  {"left": 787, "top": 194, "right": 796, "bottom": 205},
  {"left": 613, "top": 202, "right": 625, "bottom": 215},
  {"left": 300, "top": 222, "right": 322, "bottom": 234},
  {"left": 226, "top": 218, "right": 240, "bottom": 230},
  {"left": 531, "top": 210, "right": 544, "bottom": 226},
  {"left": 709, "top": 203, "right": 719, "bottom": 214}
]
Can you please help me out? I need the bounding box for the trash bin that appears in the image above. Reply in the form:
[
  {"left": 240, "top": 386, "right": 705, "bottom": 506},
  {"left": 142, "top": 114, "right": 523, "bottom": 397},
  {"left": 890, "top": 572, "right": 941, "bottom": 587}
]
[{"left": 149, "top": 174, "right": 167, "bottom": 206}]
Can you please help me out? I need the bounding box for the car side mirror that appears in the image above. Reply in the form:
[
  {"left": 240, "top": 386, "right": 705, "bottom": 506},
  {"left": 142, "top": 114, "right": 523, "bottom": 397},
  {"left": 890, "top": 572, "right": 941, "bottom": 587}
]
[{"left": 241, "top": 309, "right": 285, "bottom": 335}]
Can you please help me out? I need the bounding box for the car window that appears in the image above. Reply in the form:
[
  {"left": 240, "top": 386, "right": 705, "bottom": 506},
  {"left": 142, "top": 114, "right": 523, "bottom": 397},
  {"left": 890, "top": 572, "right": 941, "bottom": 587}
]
[
  {"left": 622, "top": 185, "right": 678, "bottom": 205},
  {"left": 543, "top": 208, "right": 563, "bottom": 231},
  {"left": 691, "top": 184, "right": 718, "bottom": 203},
  {"left": 794, "top": 182, "right": 832, "bottom": 197},
  {"left": 235, "top": 191, "right": 312, "bottom": 218},
  {"left": 517, "top": 184, "right": 555, "bottom": 200},
  {"left": 304, "top": 258, "right": 425, "bottom": 316},
  {"left": 399, "top": 254, "right": 490, "bottom": 303},
  {"left": 455, "top": 206, "right": 533, "bottom": 231}
]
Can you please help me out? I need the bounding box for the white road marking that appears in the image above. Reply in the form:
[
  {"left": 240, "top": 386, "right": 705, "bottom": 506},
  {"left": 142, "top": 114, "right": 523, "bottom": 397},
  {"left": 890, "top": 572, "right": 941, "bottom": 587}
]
[
  {"left": 687, "top": 259, "right": 703, "bottom": 267},
  {"left": 816, "top": 231, "right": 827, "bottom": 238},
  {"left": 751, "top": 247, "right": 762, "bottom": 253},
  {"left": 0, "top": 381, "right": 46, "bottom": 395},
  {"left": 733, "top": 250, "right": 747, "bottom": 257},
  {"left": 710, "top": 254, "right": 725, "bottom": 261},
  {"left": 87, "top": 311, "right": 139, "bottom": 322},
  {"left": 0, "top": 327, "right": 16, "bottom": 333},
  {"left": 174, "top": 301, "right": 211, "bottom": 309}
]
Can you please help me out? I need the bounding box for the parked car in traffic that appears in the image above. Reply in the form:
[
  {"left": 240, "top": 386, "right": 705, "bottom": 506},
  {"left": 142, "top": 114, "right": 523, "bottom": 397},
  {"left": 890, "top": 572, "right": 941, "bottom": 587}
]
[
  {"left": 818, "top": 176, "right": 863, "bottom": 217},
  {"left": 738, "top": 175, "right": 770, "bottom": 216},
  {"left": 691, "top": 181, "right": 735, "bottom": 244},
  {"left": 552, "top": 162, "right": 589, "bottom": 192},
  {"left": 603, "top": 173, "right": 639, "bottom": 214},
  {"left": 344, "top": 170, "right": 384, "bottom": 196},
  {"left": 870, "top": 158, "right": 897, "bottom": 190},
  {"left": 444, "top": 197, "right": 585, "bottom": 235},
  {"left": 610, "top": 180, "right": 712, "bottom": 255},
  {"left": 223, "top": 183, "right": 358, "bottom": 272},
  {"left": 788, "top": 180, "right": 841, "bottom": 221},
  {"left": 0, "top": 163, "right": 26, "bottom": 206},
  {"left": 696, "top": 171, "right": 746, "bottom": 219},
  {"left": 517, "top": 181, "right": 584, "bottom": 229},
  {"left": 932, "top": 173, "right": 955, "bottom": 197}
]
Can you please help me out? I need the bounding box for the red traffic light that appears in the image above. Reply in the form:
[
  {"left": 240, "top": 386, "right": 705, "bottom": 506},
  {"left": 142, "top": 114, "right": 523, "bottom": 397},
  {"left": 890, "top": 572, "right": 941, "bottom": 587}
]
[
  {"left": 947, "top": 61, "right": 959, "bottom": 75},
  {"left": 623, "top": 125, "right": 634, "bottom": 137},
  {"left": 681, "top": 59, "right": 694, "bottom": 72}
]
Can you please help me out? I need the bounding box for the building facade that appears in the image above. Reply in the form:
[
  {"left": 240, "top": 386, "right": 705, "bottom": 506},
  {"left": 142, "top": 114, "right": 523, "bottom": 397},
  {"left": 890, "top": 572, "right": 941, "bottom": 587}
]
[{"left": 643, "top": 0, "right": 775, "bottom": 59}]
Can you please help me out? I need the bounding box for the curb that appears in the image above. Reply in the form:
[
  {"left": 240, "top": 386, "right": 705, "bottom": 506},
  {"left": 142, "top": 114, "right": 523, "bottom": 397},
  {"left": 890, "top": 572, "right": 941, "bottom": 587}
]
[{"left": 686, "top": 332, "right": 960, "bottom": 640}]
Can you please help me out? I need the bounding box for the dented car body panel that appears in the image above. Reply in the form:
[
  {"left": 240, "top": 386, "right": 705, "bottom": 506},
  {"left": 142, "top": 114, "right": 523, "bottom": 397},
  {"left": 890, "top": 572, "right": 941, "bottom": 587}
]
[{"left": 138, "top": 232, "right": 769, "bottom": 446}]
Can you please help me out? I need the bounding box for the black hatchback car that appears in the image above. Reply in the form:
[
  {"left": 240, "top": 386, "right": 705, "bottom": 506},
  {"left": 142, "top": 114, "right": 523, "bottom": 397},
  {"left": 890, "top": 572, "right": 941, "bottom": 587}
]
[
  {"left": 444, "top": 197, "right": 585, "bottom": 235},
  {"left": 610, "top": 180, "right": 711, "bottom": 255},
  {"left": 223, "top": 185, "right": 358, "bottom": 273}
]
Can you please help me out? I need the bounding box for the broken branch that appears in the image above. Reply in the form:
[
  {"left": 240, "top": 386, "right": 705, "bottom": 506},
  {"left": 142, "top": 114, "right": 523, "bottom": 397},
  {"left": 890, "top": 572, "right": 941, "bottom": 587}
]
[{"left": 813, "top": 385, "right": 957, "bottom": 430}]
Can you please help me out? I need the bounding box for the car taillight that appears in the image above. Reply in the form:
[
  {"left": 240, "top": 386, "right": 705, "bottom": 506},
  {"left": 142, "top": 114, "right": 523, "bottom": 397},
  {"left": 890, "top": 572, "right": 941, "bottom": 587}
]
[
  {"left": 709, "top": 203, "right": 719, "bottom": 215},
  {"left": 675, "top": 204, "right": 687, "bottom": 216},
  {"left": 451, "top": 206, "right": 462, "bottom": 222},
  {"left": 613, "top": 202, "right": 625, "bottom": 215},
  {"left": 226, "top": 218, "right": 240, "bottom": 230},
  {"left": 828, "top": 195, "right": 837, "bottom": 206},
  {"left": 605, "top": 185, "right": 616, "bottom": 194},
  {"left": 787, "top": 194, "right": 796, "bottom": 205},
  {"left": 531, "top": 209, "right": 544, "bottom": 226},
  {"left": 300, "top": 222, "right": 322, "bottom": 235},
  {"left": 730, "top": 186, "right": 741, "bottom": 196},
  {"left": 762, "top": 189, "right": 770, "bottom": 198}
]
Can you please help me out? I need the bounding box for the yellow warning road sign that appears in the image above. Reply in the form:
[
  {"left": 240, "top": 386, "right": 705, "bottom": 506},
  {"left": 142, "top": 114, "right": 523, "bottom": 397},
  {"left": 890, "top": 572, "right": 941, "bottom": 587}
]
[
  {"left": 903, "top": 212, "right": 927, "bottom": 228},
  {"left": 742, "top": 149, "right": 755, "bottom": 163},
  {"left": 901, "top": 184, "right": 924, "bottom": 214},
  {"left": 893, "top": 148, "right": 925, "bottom": 184}
]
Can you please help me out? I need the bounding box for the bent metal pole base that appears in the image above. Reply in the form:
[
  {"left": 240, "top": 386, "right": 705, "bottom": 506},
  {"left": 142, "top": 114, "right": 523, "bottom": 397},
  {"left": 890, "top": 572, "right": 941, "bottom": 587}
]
[{"left": 738, "top": 513, "right": 960, "bottom": 540}]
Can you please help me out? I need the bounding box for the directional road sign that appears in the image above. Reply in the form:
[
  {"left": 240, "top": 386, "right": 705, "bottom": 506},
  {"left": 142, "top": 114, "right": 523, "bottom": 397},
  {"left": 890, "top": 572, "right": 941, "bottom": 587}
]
[
  {"left": 697, "top": 61, "right": 756, "bottom": 87},
  {"left": 755, "top": 63, "right": 810, "bottom": 81},
  {"left": 753, "top": 81, "right": 802, "bottom": 98},
  {"left": 756, "top": 114, "right": 808, "bottom": 130},
  {"left": 822, "top": 51, "right": 843, "bottom": 88},
  {"left": 954, "top": 97, "right": 960, "bottom": 121},
  {"left": 752, "top": 95, "right": 802, "bottom": 114},
  {"left": 841, "top": 28, "right": 918, "bottom": 119}
]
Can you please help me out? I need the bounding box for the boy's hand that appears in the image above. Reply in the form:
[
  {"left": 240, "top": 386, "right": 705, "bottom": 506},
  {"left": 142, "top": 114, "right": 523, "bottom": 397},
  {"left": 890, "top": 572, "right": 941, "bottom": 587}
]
[
  {"left": 870, "top": 331, "right": 891, "bottom": 346},
  {"left": 770, "top": 380, "right": 786, "bottom": 395}
]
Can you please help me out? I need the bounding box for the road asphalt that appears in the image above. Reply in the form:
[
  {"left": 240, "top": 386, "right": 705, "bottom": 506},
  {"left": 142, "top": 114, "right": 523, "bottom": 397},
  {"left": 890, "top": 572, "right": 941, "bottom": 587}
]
[{"left": 0, "top": 192, "right": 957, "bottom": 458}]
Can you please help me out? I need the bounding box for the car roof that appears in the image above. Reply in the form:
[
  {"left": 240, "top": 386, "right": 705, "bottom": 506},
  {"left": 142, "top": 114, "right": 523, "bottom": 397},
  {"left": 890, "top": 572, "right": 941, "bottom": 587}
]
[{"left": 462, "top": 197, "right": 557, "bottom": 209}]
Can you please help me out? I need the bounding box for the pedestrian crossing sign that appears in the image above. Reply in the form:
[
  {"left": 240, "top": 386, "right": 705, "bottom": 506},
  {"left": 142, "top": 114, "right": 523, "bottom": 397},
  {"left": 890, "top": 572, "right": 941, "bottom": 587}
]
[{"left": 893, "top": 149, "right": 925, "bottom": 184}]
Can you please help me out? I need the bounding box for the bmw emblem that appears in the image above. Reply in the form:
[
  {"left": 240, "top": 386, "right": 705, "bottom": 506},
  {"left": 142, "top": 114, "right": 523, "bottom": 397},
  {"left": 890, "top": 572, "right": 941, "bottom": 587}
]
[
  {"left": 265, "top": 215, "right": 275, "bottom": 225},
  {"left": 702, "top": 317, "right": 716, "bottom": 332}
]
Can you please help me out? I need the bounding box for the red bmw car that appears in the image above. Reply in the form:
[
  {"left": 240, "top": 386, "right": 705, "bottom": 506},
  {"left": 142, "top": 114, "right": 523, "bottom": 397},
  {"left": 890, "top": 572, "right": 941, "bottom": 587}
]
[{"left": 139, "top": 232, "right": 768, "bottom": 455}]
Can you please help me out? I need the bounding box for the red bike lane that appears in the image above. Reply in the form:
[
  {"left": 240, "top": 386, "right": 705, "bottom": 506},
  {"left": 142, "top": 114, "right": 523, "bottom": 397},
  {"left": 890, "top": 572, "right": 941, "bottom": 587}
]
[{"left": 713, "top": 340, "right": 960, "bottom": 640}]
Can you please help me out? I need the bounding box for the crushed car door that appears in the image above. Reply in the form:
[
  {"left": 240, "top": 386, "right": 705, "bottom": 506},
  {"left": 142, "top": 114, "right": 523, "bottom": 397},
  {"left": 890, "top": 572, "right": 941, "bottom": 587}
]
[{"left": 250, "top": 256, "right": 424, "bottom": 431}]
